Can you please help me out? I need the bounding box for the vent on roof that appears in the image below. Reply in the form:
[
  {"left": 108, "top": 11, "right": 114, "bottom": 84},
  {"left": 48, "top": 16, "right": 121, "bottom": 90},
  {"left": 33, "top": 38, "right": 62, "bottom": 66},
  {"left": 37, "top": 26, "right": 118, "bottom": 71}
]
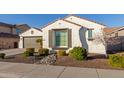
[
  {"left": 31, "top": 30, "right": 34, "bottom": 34},
  {"left": 58, "top": 22, "right": 61, "bottom": 25}
]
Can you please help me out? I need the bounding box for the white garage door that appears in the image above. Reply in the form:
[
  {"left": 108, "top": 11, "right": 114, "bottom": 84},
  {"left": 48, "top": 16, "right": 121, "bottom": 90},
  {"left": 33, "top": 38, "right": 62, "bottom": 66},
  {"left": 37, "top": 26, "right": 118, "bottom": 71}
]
[{"left": 23, "top": 37, "right": 42, "bottom": 48}]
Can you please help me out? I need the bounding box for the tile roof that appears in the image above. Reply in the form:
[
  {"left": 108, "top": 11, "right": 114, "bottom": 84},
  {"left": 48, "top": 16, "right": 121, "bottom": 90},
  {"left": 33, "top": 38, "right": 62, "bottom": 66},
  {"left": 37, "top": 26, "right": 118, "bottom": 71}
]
[
  {"left": 63, "top": 14, "right": 107, "bottom": 26},
  {"left": 0, "top": 22, "right": 14, "bottom": 27},
  {"left": 103, "top": 27, "right": 121, "bottom": 34}
]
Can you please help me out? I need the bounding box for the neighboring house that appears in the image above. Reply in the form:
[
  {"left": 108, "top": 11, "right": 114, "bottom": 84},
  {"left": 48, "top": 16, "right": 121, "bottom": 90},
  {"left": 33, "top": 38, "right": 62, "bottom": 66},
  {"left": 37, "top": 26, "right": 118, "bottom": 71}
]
[
  {"left": 19, "top": 15, "right": 107, "bottom": 54},
  {"left": 104, "top": 26, "right": 124, "bottom": 52},
  {"left": 19, "top": 28, "right": 43, "bottom": 48},
  {"left": 0, "top": 22, "right": 30, "bottom": 49}
]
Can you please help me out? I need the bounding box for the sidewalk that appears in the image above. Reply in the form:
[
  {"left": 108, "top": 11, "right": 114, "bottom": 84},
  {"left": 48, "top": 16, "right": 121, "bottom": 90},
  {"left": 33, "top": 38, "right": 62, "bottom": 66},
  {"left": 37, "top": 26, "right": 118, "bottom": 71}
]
[{"left": 0, "top": 62, "right": 124, "bottom": 78}]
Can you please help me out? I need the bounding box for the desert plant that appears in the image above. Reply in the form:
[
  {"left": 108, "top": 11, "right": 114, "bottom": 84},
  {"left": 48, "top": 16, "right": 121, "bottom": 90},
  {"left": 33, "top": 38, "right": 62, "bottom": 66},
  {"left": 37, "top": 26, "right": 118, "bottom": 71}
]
[
  {"left": 36, "top": 38, "right": 43, "bottom": 48},
  {"left": 0, "top": 53, "right": 5, "bottom": 59},
  {"left": 38, "top": 48, "right": 49, "bottom": 56},
  {"left": 69, "top": 47, "right": 87, "bottom": 60},
  {"left": 109, "top": 54, "right": 124, "bottom": 68},
  {"left": 57, "top": 50, "right": 67, "bottom": 56},
  {"left": 26, "top": 48, "right": 34, "bottom": 56}
]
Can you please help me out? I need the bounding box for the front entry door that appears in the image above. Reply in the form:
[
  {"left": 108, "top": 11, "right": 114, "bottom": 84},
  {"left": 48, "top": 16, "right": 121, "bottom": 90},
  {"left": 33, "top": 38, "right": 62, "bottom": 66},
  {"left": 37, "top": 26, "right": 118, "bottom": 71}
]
[{"left": 14, "top": 42, "right": 18, "bottom": 48}]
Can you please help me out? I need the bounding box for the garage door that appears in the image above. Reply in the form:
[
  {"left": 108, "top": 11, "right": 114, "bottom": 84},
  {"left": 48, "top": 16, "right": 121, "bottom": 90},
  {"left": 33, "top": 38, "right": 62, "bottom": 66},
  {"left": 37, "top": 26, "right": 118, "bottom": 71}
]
[{"left": 23, "top": 37, "right": 42, "bottom": 48}]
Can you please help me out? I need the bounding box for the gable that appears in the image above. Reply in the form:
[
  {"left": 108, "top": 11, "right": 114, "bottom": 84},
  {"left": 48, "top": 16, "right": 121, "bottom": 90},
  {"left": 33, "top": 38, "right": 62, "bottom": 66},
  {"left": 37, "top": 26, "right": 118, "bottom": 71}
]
[
  {"left": 20, "top": 28, "right": 43, "bottom": 37},
  {"left": 41, "top": 19, "right": 82, "bottom": 31},
  {"left": 64, "top": 15, "right": 106, "bottom": 29}
]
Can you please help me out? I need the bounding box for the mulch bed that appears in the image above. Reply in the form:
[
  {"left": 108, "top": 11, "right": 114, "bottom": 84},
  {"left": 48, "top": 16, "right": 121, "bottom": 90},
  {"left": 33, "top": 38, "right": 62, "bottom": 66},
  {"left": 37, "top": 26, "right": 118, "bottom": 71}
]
[
  {"left": 0, "top": 54, "right": 42, "bottom": 64},
  {"left": 53, "top": 54, "right": 124, "bottom": 70}
]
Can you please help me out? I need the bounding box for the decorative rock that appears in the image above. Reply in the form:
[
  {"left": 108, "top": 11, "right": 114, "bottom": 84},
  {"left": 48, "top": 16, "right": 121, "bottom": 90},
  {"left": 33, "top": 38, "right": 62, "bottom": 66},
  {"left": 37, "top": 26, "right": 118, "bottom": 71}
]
[{"left": 40, "top": 54, "right": 57, "bottom": 64}]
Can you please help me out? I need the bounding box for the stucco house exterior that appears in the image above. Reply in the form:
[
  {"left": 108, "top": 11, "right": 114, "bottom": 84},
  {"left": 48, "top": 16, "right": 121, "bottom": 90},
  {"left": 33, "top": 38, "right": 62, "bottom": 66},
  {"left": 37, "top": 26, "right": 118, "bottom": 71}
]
[
  {"left": 19, "top": 28, "right": 43, "bottom": 48},
  {"left": 19, "top": 15, "right": 107, "bottom": 54},
  {"left": 0, "top": 22, "right": 30, "bottom": 49}
]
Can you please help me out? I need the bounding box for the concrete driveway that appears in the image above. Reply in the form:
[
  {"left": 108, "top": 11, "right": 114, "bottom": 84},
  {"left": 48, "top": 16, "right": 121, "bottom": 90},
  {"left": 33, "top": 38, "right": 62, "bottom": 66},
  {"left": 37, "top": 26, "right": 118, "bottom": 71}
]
[
  {"left": 0, "top": 48, "right": 25, "bottom": 56},
  {"left": 0, "top": 62, "right": 124, "bottom": 78}
]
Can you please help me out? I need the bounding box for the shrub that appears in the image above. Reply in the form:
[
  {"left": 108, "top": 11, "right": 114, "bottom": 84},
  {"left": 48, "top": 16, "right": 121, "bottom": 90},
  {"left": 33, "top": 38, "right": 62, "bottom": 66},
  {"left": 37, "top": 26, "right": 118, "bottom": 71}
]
[
  {"left": 23, "top": 51, "right": 31, "bottom": 57},
  {"left": 109, "top": 54, "right": 124, "bottom": 68},
  {"left": 26, "top": 48, "right": 34, "bottom": 56},
  {"left": 69, "top": 47, "right": 87, "bottom": 60},
  {"left": 38, "top": 48, "right": 49, "bottom": 56},
  {"left": 57, "top": 50, "right": 67, "bottom": 56},
  {"left": 0, "top": 53, "right": 5, "bottom": 59}
]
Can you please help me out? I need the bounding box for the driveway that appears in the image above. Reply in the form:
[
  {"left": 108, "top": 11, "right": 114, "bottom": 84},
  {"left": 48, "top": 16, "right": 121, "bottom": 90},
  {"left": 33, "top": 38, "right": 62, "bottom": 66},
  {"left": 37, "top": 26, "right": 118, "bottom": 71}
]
[
  {"left": 0, "top": 48, "right": 25, "bottom": 56},
  {"left": 0, "top": 62, "right": 124, "bottom": 78}
]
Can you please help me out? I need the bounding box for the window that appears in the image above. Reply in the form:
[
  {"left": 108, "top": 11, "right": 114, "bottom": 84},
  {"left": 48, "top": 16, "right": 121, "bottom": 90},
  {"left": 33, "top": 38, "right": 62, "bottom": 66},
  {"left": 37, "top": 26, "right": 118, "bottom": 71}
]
[
  {"left": 16, "top": 29, "right": 22, "bottom": 34},
  {"left": 88, "top": 29, "right": 93, "bottom": 40},
  {"left": 88, "top": 30, "right": 92, "bottom": 38},
  {"left": 55, "top": 31, "right": 68, "bottom": 47}
]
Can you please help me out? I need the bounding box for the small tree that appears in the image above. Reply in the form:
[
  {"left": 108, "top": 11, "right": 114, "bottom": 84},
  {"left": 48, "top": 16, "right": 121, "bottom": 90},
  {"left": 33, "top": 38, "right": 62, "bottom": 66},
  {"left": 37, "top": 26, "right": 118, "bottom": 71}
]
[
  {"left": 36, "top": 38, "right": 43, "bottom": 48},
  {"left": 93, "top": 31, "right": 121, "bottom": 54}
]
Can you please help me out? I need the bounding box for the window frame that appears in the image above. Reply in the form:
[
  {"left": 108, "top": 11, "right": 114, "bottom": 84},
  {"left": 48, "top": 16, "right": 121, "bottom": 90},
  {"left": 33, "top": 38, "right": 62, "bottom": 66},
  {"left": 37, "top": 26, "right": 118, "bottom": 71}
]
[
  {"left": 88, "top": 29, "right": 93, "bottom": 40},
  {"left": 53, "top": 29, "right": 68, "bottom": 48}
]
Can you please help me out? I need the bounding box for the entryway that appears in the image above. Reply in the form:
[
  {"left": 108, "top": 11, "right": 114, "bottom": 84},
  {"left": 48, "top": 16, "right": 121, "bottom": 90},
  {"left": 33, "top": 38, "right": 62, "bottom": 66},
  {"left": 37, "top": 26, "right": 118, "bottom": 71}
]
[{"left": 14, "top": 42, "right": 18, "bottom": 48}]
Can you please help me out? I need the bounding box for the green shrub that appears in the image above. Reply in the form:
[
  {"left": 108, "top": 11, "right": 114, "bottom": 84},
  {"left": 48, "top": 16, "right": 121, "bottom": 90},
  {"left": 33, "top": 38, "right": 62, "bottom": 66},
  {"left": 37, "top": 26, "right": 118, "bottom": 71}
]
[
  {"left": 109, "top": 54, "right": 124, "bottom": 68},
  {"left": 57, "top": 50, "right": 67, "bottom": 56},
  {"left": 26, "top": 48, "right": 34, "bottom": 56},
  {"left": 23, "top": 51, "right": 31, "bottom": 57},
  {"left": 0, "top": 53, "right": 5, "bottom": 59},
  {"left": 38, "top": 48, "right": 49, "bottom": 56},
  {"left": 69, "top": 47, "right": 87, "bottom": 61}
]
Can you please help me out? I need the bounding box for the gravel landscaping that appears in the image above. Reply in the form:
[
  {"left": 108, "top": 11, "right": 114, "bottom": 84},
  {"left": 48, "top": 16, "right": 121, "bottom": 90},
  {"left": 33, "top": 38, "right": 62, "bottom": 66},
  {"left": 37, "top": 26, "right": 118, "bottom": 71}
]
[
  {"left": 0, "top": 53, "right": 124, "bottom": 70},
  {"left": 54, "top": 54, "right": 124, "bottom": 70},
  {"left": 0, "top": 54, "right": 56, "bottom": 64}
]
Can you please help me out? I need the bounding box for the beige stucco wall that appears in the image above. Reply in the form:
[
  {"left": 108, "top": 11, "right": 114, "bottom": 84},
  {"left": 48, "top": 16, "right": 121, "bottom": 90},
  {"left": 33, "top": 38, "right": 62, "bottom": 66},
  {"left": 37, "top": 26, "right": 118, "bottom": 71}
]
[
  {"left": 0, "top": 37, "right": 19, "bottom": 49},
  {"left": 65, "top": 16, "right": 106, "bottom": 54},
  {"left": 42, "top": 19, "right": 106, "bottom": 54}
]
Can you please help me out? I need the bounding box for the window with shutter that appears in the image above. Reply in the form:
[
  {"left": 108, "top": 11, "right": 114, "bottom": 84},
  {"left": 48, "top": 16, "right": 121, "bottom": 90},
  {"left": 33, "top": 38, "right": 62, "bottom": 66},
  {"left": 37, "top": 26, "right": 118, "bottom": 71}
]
[{"left": 55, "top": 30, "right": 68, "bottom": 47}]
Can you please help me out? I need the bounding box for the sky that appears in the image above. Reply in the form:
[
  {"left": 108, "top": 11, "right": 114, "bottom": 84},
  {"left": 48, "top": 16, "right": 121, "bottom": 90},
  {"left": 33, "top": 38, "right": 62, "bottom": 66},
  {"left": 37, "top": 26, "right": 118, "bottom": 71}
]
[{"left": 0, "top": 14, "right": 124, "bottom": 28}]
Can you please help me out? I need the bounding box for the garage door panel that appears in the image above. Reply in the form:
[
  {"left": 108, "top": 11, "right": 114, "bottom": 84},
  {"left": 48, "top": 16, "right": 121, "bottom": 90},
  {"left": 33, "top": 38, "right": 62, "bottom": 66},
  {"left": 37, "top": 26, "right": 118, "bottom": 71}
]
[{"left": 23, "top": 37, "right": 42, "bottom": 48}]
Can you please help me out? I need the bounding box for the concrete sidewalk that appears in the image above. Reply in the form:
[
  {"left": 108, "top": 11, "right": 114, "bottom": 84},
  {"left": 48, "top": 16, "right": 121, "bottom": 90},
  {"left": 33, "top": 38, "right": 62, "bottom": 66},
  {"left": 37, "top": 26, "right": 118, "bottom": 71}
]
[
  {"left": 0, "top": 49, "right": 25, "bottom": 56},
  {"left": 0, "top": 62, "right": 124, "bottom": 78}
]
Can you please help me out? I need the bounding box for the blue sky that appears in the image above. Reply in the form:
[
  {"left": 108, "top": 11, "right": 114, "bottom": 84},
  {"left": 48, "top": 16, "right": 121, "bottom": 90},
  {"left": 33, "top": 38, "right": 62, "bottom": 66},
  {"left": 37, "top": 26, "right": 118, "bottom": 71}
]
[{"left": 0, "top": 14, "right": 124, "bottom": 28}]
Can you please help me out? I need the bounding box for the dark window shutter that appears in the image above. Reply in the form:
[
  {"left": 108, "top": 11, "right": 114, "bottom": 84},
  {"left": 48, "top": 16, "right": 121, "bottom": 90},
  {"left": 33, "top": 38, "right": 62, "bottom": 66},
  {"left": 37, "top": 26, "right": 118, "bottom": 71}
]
[
  {"left": 49, "top": 30, "right": 53, "bottom": 48},
  {"left": 68, "top": 29, "right": 72, "bottom": 48}
]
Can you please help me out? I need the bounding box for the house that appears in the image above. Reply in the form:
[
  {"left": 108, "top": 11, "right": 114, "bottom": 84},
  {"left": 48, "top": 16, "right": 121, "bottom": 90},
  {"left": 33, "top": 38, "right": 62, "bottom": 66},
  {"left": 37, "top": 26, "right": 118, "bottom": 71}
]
[
  {"left": 104, "top": 26, "right": 124, "bottom": 52},
  {"left": 0, "top": 22, "right": 30, "bottom": 49},
  {"left": 19, "top": 15, "right": 107, "bottom": 54},
  {"left": 19, "top": 28, "right": 43, "bottom": 48}
]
